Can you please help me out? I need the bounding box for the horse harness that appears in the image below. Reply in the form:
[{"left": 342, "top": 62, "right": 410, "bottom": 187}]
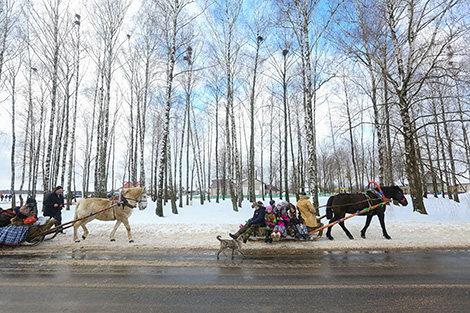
[
  {"left": 364, "top": 189, "right": 384, "bottom": 209},
  {"left": 110, "top": 194, "right": 141, "bottom": 219}
]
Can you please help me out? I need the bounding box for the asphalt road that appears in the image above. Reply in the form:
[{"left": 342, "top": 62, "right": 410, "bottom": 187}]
[{"left": 0, "top": 249, "right": 469, "bottom": 312}]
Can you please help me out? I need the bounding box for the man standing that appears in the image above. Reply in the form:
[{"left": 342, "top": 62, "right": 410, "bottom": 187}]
[
  {"left": 296, "top": 192, "right": 319, "bottom": 232},
  {"left": 43, "top": 186, "right": 65, "bottom": 231}
]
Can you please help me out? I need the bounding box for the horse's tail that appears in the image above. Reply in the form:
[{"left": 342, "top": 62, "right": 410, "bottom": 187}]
[
  {"left": 326, "top": 196, "right": 334, "bottom": 220},
  {"left": 73, "top": 200, "right": 81, "bottom": 221}
]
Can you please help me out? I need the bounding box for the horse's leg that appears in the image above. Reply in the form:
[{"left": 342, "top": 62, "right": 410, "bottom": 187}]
[
  {"left": 73, "top": 221, "right": 81, "bottom": 242},
  {"left": 326, "top": 221, "right": 334, "bottom": 240},
  {"left": 326, "top": 216, "right": 342, "bottom": 240},
  {"left": 121, "top": 218, "right": 134, "bottom": 243},
  {"left": 338, "top": 221, "right": 354, "bottom": 240},
  {"left": 377, "top": 212, "right": 391, "bottom": 239},
  {"left": 81, "top": 223, "right": 89, "bottom": 240},
  {"left": 109, "top": 221, "right": 122, "bottom": 241},
  {"left": 360, "top": 215, "right": 374, "bottom": 239}
]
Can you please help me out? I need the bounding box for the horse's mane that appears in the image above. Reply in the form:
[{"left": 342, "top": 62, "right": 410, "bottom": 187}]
[{"left": 121, "top": 187, "right": 145, "bottom": 199}]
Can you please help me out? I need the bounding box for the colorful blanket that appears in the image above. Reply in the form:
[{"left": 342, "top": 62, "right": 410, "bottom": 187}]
[
  {"left": 0, "top": 208, "right": 15, "bottom": 227},
  {"left": 0, "top": 225, "right": 30, "bottom": 246}
]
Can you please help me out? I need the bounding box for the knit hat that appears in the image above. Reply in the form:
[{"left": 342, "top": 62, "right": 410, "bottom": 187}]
[
  {"left": 266, "top": 206, "right": 273, "bottom": 211},
  {"left": 26, "top": 197, "right": 36, "bottom": 204},
  {"left": 55, "top": 186, "right": 63, "bottom": 191},
  {"left": 269, "top": 200, "right": 275, "bottom": 205}
]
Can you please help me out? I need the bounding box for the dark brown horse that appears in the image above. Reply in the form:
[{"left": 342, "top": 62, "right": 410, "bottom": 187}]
[{"left": 325, "top": 186, "right": 408, "bottom": 240}]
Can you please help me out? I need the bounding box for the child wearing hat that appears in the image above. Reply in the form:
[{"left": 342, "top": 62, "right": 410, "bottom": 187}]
[
  {"left": 264, "top": 206, "right": 276, "bottom": 243},
  {"left": 272, "top": 204, "right": 288, "bottom": 241}
]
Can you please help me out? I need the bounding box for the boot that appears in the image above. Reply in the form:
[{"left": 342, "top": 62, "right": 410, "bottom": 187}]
[
  {"left": 229, "top": 232, "right": 239, "bottom": 240},
  {"left": 243, "top": 234, "right": 249, "bottom": 243},
  {"left": 265, "top": 230, "right": 272, "bottom": 243}
]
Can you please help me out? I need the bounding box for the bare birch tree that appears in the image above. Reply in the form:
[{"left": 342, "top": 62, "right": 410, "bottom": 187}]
[
  {"left": 90, "top": 0, "right": 130, "bottom": 196},
  {"left": 278, "top": 0, "right": 344, "bottom": 207},
  {"left": 381, "top": 0, "right": 464, "bottom": 213},
  {"left": 154, "top": 0, "right": 195, "bottom": 216},
  {"left": 208, "top": 0, "right": 244, "bottom": 211}
]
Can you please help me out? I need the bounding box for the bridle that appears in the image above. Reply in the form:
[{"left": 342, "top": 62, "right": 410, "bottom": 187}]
[{"left": 117, "top": 190, "right": 148, "bottom": 210}]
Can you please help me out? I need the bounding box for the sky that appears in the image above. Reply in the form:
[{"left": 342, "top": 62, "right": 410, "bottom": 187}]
[{"left": 3, "top": 193, "right": 469, "bottom": 251}]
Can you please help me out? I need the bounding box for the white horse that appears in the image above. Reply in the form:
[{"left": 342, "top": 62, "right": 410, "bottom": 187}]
[{"left": 73, "top": 187, "right": 148, "bottom": 243}]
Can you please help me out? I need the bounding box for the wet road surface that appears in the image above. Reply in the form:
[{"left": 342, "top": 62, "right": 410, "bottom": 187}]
[{"left": 1, "top": 249, "right": 469, "bottom": 312}]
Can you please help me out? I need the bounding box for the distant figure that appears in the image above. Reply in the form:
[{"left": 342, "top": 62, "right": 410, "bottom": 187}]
[
  {"left": 43, "top": 186, "right": 65, "bottom": 232},
  {"left": 1, "top": 195, "right": 4, "bottom": 202},
  {"left": 8, "top": 194, "right": 12, "bottom": 201}
]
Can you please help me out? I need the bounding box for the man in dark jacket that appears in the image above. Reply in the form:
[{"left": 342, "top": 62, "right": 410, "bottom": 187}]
[
  {"left": 230, "top": 202, "right": 266, "bottom": 243},
  {"left": 43, "top": 186, "right": 65, "bottom": 231}
]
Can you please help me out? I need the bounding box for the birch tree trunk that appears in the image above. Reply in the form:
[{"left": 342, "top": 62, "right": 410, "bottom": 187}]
[
  {"left": 156, "top": 1, "right": 178, "bottom": 216},
  {"left": 9, "top": 67, "right": 18, "bottom": 207},
  {"left": 248, "top": 35, "right": 263, "bottom": 202},
  {"left": 42, "top": 0, "right": 61, "bottom": 194},
  {"left": 19, "top": 65, "right": 34, "bottom": 205},
  {"left": 93, "top": 0, "right": 129, "bottom": 197},
  {"left": 386, "top": 0, "right": 462, "bottom": 211},
  {"left": 0, "top": 0, "right": 18, "bottom": 85},
  {"left": 67, "top": 14, "right": 81, "bottom": 209},
  {"left": 438, "top": 89, "right": 459, "bottom": 202}
]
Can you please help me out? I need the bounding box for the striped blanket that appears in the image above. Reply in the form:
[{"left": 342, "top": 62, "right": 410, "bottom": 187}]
[{"left": 0, "top": 225, "right": 30, "bottom": 246}]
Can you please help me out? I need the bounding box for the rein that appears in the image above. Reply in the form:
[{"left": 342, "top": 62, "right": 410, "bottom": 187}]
[{"left": 34, "top": 202, "right": 120, "bottom": 238}]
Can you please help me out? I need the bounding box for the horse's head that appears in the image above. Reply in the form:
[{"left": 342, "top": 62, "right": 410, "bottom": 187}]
[
  {"left": 383, "top": 186, "right": 408, "bottom": 206},
  {"left": 138, "top": 190, "right": 148, "bottom": 211},
  {"left": 121, "top": 187, "right": 148, "bottom": 210}
]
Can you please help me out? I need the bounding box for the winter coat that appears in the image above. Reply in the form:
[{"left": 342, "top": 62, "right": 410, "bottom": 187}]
[
  {"left": 43, "top": 191, "right": 64, "bottom": 217},
  {"left": 273, "top": 205, "right": 287, "bottom": 218},
  {"left": 264, "top": 211, "right": 277, "bottom": 229},
  {"left": 296, "top": 195, "right": 318, "bottom": 228},
  {"left": 250, "top": 206, "right": 266, "bottom": 227},
  {"left": 287, "top": 210, "right": 300, "bottom": 225}
]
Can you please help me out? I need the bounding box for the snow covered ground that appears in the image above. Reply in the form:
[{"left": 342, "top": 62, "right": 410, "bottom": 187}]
[{"left": 2, "top": 193, "right": 470, "bottom": 252}]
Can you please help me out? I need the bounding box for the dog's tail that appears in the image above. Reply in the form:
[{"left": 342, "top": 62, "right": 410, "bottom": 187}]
[{"left": 216, "top": 235, "right": 222, "bottom": 242}]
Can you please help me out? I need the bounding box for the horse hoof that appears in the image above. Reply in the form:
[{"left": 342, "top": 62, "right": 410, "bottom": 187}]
[
  {"left": 82, "top": 235, "right": 86, "bottom": 240},
  {"left": 361, "top": 234, "right": 366, "bottom": 239},
  {"left": 75, "top": 240, "right": 80, "bottom": 243},
  {"left": 348, "top": 236, "right": 354, "bottom": 240},
  {"left": 110, "top": 239, "right": 116, "bottom": 242},
  {"left": 129, "top": 240, "right": 134, "bottom": 243},
  {"left": 328, "top": 236, "right": 334, "bottom": 241},
  {"left": 384, "top": 235, "right": 391, "bottom": 240}
]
